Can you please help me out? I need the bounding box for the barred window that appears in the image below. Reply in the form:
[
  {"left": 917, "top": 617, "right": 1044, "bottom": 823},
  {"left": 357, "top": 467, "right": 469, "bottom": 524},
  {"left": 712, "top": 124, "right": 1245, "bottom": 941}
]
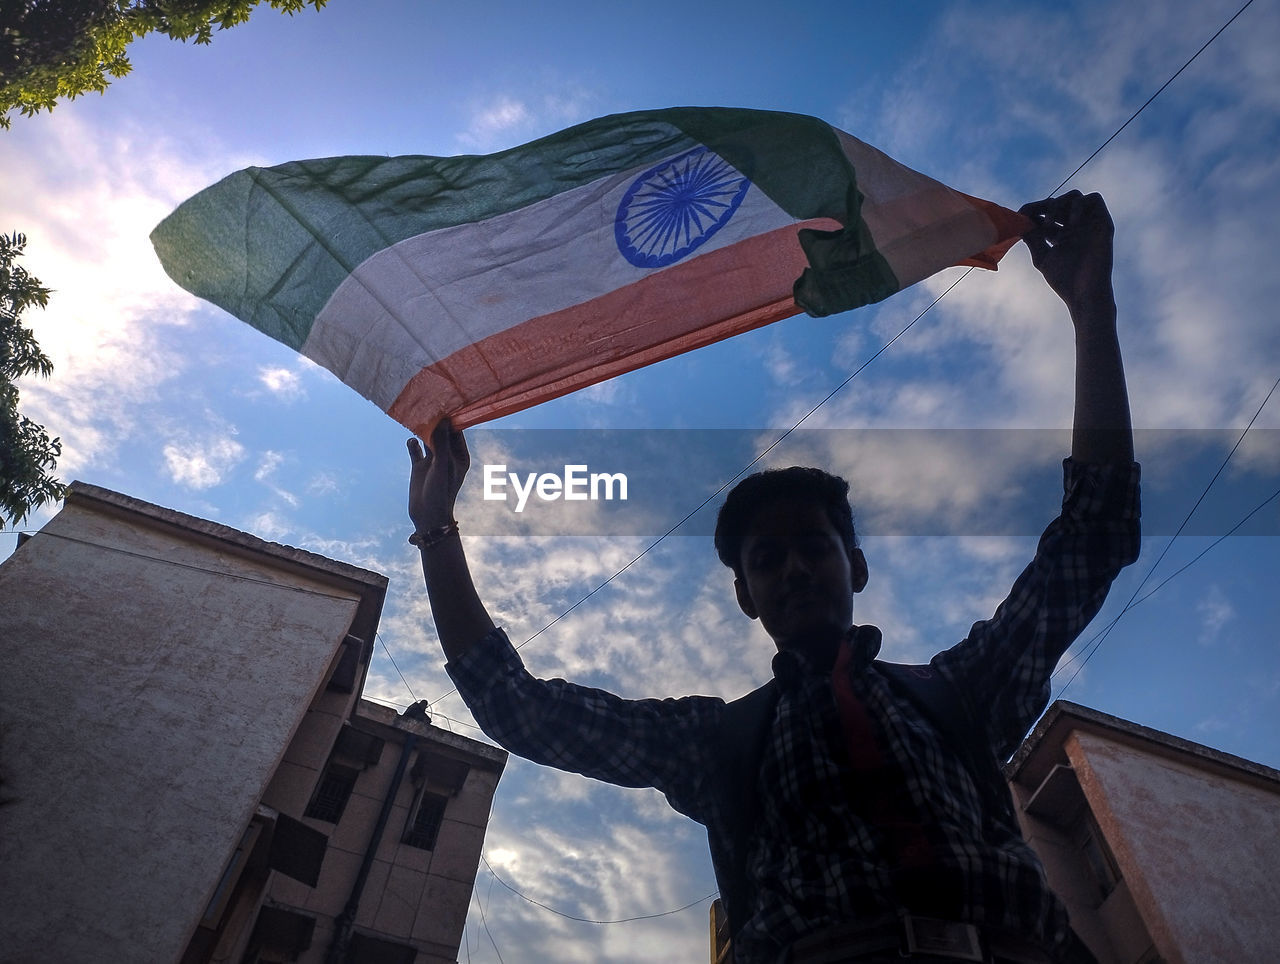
[
  {"left": 403, "top": 791, "right": 448, "bottom": 850},
  {"left": 305, "top": 764, "right": 359, "bottom": 824}
]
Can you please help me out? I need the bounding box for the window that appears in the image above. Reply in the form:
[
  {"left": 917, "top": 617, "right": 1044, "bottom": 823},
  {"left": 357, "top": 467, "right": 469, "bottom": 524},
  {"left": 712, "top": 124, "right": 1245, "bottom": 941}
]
[
  {"left": 268, "top": 813, "right": 328, "bottom": 887},
  {"left": 403, "top": 791, "right": 448, "bottom": 850},
  {"left": 240, "top": 906, "right": 315, "bottom": 964},
  {"left": 305, "top": 763, "right": 359, "bottom": 823},
  {"left": 326, "top": 635, "right": 363, "bottom": 693},
  {"left": 345, "top": 932, "right": 417, "bottom": 964},
  {"left": 1076, "top": 812, "right": 1121, "bottom": 904}
]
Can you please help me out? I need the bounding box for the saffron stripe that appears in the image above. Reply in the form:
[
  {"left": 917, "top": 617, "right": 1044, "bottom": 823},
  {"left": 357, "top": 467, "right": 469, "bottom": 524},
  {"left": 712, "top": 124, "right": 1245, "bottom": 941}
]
[
  {"left": 833, "top": 130, "right": 1028, "bottom": 288},
  {"left": 388, "top": 219, "right": 842, "bottom": 435},
  {"left": 305, "top": 171, "right": 799, "bottom": 411}
]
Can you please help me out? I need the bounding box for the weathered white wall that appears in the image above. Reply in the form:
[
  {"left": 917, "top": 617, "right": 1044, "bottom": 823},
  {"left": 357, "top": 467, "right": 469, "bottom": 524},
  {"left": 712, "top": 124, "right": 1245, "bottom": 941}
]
[
  {"left": 0, "top": 497, "right": 362, "bottom": 964},
  {"left": 1068, "top": 730, "right": 1280, "bottom": 964}
]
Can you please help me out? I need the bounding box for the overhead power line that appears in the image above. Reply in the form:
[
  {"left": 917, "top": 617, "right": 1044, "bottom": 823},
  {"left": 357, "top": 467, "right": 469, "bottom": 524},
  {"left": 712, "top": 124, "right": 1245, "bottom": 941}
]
[
  {"left": 431, "top": 0, "right": 1260, "bottom": 713},
  {"left": 1050, "top": 0, "right": 1258, "bottom": 194},
  {"left": 1052, "top": 372, "right": 1280, "bottom": 699},
  {"left": 398, "top": 3, "right": 1269, "bottom": 933},
  {"left": 481, "top": 854, "right": 716, "bottom": 925},
  {"left": 360, "top": 693, "right": 486, "bottom": 735},
  {"left": 1047, "top": 478, "right": 1280, "bottom": 701},
  {"left": 426, "top": 270, "right": 974, "bottom": 712},
  {"left": 476, "top": 877, "right": 506, "bottom": 964},
  {"left": 376, "top": 631, "right": 419, "bottom": 704},
  {"left": 1129, "top": 486, "right": 1280, "bottom": 607}
]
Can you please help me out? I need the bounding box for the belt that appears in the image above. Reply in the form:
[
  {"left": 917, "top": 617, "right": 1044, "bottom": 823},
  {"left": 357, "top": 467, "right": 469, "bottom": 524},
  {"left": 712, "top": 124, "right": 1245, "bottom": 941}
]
[{"left": 788, "top": 913, "right": 1056, "bottom": 963}]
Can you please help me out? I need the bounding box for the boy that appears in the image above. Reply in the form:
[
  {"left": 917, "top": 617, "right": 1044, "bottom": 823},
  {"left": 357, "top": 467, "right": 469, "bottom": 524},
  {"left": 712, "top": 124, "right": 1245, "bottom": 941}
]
[{"left": 406, "top": 191, "right": 1139, "bottom": 962}]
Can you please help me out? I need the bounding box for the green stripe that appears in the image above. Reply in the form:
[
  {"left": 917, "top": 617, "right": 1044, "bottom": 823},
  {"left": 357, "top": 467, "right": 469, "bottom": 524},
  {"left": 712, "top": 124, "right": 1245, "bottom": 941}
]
[
  {"left": 665, "top": 107, "right": 854, "bottom": 220},
  {"left": 152, "top": 112, "right": 700, "bottom": 348},
  {"left": 663, "top": 108, "right": 899, "bottom": 314},
  {"left": 150, "top": 108, "right": 899, "bottom": 349}
]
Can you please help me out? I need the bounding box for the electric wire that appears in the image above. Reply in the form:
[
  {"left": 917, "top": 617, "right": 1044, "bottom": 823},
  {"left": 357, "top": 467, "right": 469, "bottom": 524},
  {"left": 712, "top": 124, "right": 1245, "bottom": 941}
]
[
  {"left": 376, "top": 630, "right": 418, "bottom": 704},
  {"left": 1045, "top": 479, "right": 1280, "bottom": 706},
  {"left": 361, "top": 693, "right": 486, "bottom": 735},
  {"left": 430, "top": 0, "right": 1257, "bottom": 711},
  {"left": 481, "top": 854, "right": 716, "bottom": 924},
  {"left": 1048, "top": 0, "right": 1257, "bottom": 195},
  {"left": 1053, "top": 475, "right": 1280, "bottom": 677},
  {"left": 18, "top": 0, "right": 1257, "bottom": 938},
  {"left": 477, "top": 874, "right": 506, "bottom": 964},
  {"left": 1130, "top": 485, "right": 1280, "bottom": 607},
  {"left": 10, "top": 16, "right": 1265, "bottom": 938},
  {"left": 429, "top": 270, "right": 973, "bottom": 708},
  {"left": 1051, "top": 372, "right": 1280, "bottom": 699}
]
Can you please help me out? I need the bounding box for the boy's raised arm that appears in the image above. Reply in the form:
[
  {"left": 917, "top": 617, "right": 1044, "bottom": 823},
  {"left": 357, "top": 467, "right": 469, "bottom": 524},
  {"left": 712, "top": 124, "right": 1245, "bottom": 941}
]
[
  {"left": 407, "top": 419, "right": 496, "bottom": 662},
  {"left": 1021, "top": 190, "right": 1134, "bottom": 466}
]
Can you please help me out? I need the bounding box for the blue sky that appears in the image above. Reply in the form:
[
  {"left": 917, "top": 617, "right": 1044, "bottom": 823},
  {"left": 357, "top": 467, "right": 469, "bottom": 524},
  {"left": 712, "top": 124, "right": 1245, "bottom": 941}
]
[{"left": 3, "top": 1, "right": 1279, "bottom": 960}]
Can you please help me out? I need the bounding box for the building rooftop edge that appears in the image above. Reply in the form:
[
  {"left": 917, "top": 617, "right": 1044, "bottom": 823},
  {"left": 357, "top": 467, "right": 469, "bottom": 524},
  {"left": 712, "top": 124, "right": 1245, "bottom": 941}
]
[
  {"left": 1007, "top": 699, "right": 1280, "bottom": 790},
  {"left": 62, "top": 480, "right": 389, "bottom": 593},
  {"left": 355, "top": 698, "right": 508, "bottom": 770}
]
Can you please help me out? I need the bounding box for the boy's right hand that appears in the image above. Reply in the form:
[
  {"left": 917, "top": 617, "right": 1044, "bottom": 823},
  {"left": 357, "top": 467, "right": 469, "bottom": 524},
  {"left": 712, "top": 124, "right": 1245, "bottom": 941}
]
[{"left": 407, "top": 418, "right": 470, "bottom": 532}]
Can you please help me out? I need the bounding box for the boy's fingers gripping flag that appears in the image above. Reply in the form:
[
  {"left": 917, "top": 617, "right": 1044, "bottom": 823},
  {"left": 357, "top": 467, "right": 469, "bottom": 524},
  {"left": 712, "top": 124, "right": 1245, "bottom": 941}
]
[{"left": 151, "top": 107, "right": 1030, "bottom": 436}]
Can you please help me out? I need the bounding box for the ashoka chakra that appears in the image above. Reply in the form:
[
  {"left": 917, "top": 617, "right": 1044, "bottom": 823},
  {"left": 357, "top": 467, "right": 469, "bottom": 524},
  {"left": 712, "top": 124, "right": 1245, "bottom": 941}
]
[{"left": 615, "top": 147, "right": 751, "bottom": 269}]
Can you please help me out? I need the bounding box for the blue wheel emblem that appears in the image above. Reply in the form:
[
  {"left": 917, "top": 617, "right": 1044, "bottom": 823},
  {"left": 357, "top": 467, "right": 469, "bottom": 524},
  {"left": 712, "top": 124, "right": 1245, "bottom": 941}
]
[{"left": 615, "top": 147, "right": 751, "bottom": 269}]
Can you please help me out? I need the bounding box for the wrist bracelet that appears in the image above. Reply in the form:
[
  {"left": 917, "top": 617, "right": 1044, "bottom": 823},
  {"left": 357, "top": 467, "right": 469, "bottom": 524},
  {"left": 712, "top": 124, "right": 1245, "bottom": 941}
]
[{"left": 408, "top": 520, "right": 459, "bottom": 549}]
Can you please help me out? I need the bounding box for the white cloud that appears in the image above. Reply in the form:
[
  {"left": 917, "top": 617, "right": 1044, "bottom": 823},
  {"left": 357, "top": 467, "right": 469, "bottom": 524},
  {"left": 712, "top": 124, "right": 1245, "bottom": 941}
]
[
  {"left": 473, "top": 790, "right": 712, "bottom": 963},
  {"left": 1197, "top": 584, "right": 1236, "bottom": 645},
  {"left": 162, "top": 432, "right": 246, "bottom": 489},
  {"left": 825, "top": 0, "right": 1280, "bottom": 441},
  {"left": 457, "top": 96, "right": 533, "bottom": 151},
  {"left": 307, "top": 471, "right": 341, "bottom": 496},
  {"left": 577, "top": 380, "right": 624, "bottom": 405},
  {"left": 254, "top": 450, "right": 285, "bottom": 482},
  {"left": 486, "top": 847, "right": 521, "bottom": 873},
  {"left": 1194, "top": 716, "right": 1229, "bottom": 735},
  {"left": 1, "top": 108, "right": 254, "bottom": 477},
  {"left": 3, "top": 8, "right": 1260, "bottom": 962},
  {"left": 762, "top": 339, "right": 801, "bottom": 387},
  {"left": 455, "top": 81, "right": 600, "bottom": 153},
  {"left": 244, "top": 511, "right": 292, "bottom": 542},
  {"left": 257, "top": 366, "right": 305, "bottom": 402},
  {"left": 252, "top": 450, "right": 300, "bottom": 508}
]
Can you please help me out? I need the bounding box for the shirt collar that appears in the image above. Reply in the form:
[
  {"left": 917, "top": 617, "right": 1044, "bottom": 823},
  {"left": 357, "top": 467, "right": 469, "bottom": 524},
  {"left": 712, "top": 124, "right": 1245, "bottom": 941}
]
[{"left": 771, "top": 623, "right": 883, "bottom": 687}]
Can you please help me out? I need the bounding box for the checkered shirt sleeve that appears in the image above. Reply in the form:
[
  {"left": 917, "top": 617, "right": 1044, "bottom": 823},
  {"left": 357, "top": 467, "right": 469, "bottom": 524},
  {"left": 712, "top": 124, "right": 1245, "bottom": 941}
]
[
  {"left": 934, "top": 458, "right": 1141, "bottom": 760},
  {"left": 446, "top": 628, "right": 725, "bottom": 821}
]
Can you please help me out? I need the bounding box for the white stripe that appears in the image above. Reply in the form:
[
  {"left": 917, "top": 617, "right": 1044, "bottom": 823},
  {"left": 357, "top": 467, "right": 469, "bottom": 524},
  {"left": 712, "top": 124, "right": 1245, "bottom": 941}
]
[
  {"left": 834, "top": 130, "right": 998, "bottom": 289},
  {"left": 305, "top": 153, "right": 796, "bottom": 409}
]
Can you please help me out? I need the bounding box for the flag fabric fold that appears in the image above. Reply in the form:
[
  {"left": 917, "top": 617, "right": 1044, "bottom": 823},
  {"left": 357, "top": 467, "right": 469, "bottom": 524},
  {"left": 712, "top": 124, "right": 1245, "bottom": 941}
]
[{"left": 151, "top": 107, "right": 1029, "bottom": 436}]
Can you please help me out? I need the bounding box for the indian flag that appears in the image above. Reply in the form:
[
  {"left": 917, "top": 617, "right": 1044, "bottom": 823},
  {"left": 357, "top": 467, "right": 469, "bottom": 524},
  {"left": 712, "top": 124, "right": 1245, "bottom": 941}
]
[{"left": 152, "top": 107, "right": 1028, "bottom": 436}]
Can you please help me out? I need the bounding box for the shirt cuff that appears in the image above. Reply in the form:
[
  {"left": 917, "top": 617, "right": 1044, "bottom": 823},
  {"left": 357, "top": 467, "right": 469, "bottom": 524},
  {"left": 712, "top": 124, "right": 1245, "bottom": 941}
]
[
  {"left": 445, "top": 625, "right": 520, "bottom": 697},
  {"left": 1061, "top": 457, "right": 1141, "bottom": 521}
]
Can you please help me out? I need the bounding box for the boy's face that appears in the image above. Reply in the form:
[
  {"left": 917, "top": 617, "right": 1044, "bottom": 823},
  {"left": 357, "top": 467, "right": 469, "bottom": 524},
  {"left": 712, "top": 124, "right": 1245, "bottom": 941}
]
[{"left": 733, "top": 496, "right": 867, "bottom": 651}]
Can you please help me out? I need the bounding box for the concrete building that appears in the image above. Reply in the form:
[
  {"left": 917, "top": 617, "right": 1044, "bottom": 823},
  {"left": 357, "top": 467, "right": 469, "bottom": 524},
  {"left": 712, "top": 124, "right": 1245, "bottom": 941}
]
[
  {"left": 0, "top": 482, "right": 506, "bottom": 964},
  {"left": 1008, "top": 700, "right": 1280, "bottom": 964}
]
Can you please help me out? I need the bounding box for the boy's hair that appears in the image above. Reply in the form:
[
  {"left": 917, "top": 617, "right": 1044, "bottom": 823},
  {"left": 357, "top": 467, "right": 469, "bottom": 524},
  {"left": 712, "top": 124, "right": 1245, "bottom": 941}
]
[{"left": 714, "top": 466, "right": 858, "bottom": 576}]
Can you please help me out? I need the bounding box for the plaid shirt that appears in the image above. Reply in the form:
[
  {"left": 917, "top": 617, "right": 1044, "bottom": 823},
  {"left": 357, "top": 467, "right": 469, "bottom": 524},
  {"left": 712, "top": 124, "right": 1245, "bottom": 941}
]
[{"left": 447, "top": 460, "right": 1140, "bottom": 963}]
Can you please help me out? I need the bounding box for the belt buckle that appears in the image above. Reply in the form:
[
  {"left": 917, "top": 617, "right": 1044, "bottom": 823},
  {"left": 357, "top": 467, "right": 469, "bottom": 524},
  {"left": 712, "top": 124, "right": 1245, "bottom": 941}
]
[{"left": 900, "top": 913, "right": 984, "bottom": 961}]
